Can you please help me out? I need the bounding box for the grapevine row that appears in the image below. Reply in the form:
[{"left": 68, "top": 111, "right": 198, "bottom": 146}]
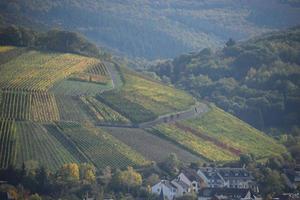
[{"left": 0, "top": 119, "right": 17, "bottom": 168}]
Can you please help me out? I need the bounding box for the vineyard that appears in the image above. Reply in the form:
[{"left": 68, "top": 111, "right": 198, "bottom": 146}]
[
  {"left": 55, "top": 95, "right": 94, "bottom": 123},
  {"left": 69, "top": 63, "right": 110, "bottom": 85},
  {"left": 152, "top": 123, "right": 237, "bottom": 162},
  {"left": 0, "top": 119, "right": 17, "bottom": 168},
  {"left": 0, "top": 90, "right": 60, "bottom": 122},
  {"left": 0, "top": 46, "right": 15, "bottom": 53},
  {"left": 99, "top": 68, "right": 195, "bottom": 123},
  {"left": 98, "top": 91, "right": 157, "bottom": 123},
  {"left": 50, "top": 79, "right": 113, "bottom": 96},
  {"left": 121, "top": 69, "right": 195, "bottom": 115},
  {"left": 0, "top": 50, "right": 99, "bottom": 91},
  {"left": 0, "top": 47, "right": 27, "bottom": 66},
  {"left": 182, "top": 106, "right": 286, "bottom": 159},
  {"left": 15, "top": 122, "right": 80, "bottom": 171},
  {"left": 56, "top": 122, "right": 149, "bottom": 169},
  {"left": 80, "top": 96, "right": 130, "bottom": 125},
  {"left": 104, "top": 127, "right": 203, "bottom": 163}
]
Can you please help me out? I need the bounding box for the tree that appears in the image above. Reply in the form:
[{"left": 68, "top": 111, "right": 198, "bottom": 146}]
[
  {"left": 161, "top": 153, "right": 180, "bottom": 175},
  {"left": 239, "top": 154, "right": 253, "bottom": 166},
  {"left": 226, "top": 38, "right": 236, "bottom": 47},
  {"left": 115, "top": 167, "right": 142, "bottom": 192},
  {"left": 145, "top": 174, "right": 160, "bottom": 186},
  {"left": 28, "top": 194, "right": 42, "bottom": 200},
  {"left": 59, "top": 163, "right": 80, "bottom": 182},
  {"left": 260, "top": 169, "right": 284, "bottom": 196},
  {"left": 79, "top": 163, "right": 96, "bottom": 183},
  {"left": 101, "top": 166, "right": 112, "bottom": 186},
  {"left": 35, "top": 166, "right": 48, "bottom": 193}
]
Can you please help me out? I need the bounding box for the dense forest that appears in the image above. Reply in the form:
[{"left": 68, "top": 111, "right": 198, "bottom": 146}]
[
  {"left": 150, "top": 27, "right": 300, "bottom": 134},
  {"left": 0, "top": 26, "right": 101, "bottom": 57},
  {"left": 1, "top": 0, "right": 300, "bottom": 59}
]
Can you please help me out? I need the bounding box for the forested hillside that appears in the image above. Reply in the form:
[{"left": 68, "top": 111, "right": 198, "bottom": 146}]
[
  {"left": 1, "top": 0, "right": 300, "bottom": 59},
  {"left": 150, "top": 27, "right": 300, "bottom": 134}
]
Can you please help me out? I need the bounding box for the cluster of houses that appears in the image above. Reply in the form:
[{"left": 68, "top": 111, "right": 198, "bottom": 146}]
[{"left": 151, "top": 167, "right": 262, "bottom": 200}]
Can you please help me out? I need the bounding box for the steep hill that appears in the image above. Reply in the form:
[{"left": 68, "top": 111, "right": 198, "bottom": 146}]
[
  {"left": 150, "top": 27, "right": 300, "bottom": 134},
  {"left": 0, "top": 44, "right": 286, "bottom": 171},
  {"left": 1, "top": 0, "right": 300, "bottom": 59}
]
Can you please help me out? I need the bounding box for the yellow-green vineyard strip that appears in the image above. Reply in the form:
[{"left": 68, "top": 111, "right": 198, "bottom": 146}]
[
  {"left": 152, "top": 123, "right": 237, "bottom": 162},
  {"left": 80, "top": 96, "right": 130, "bottom": 125},
  {"left": 0, "top": 90, "right": 60, "bottom": 122},
  {"left": 87, "top": 62, "right": 108, "bottom": 75},
  {"left": 16, "top": 122, "right": 80, "bottom": 171},
  {"left": 0, "top": 119, "right": 17, "bottom": 168},
  {"left": 182, "top": 106, "right": 286, "bottom": 159},
  {"left": 0, "top": 50, "right": 100, "bottom": 91},
  {"left": 56, "top": 122, "right": 149, "bottom": 169}
]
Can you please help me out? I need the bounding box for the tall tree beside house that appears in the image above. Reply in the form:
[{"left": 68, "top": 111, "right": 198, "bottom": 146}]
[
  {"left": 79, "top": 163, "right": 96, "bottom": 183},
  {"left": 161, "top": 153, "right": 180, "bottom": 176},
  {"left": 58, "top": 163, "right": 80, "bottom": 182},
  {"left": 114, "top": 167, "right": 142, "bottom": 192}
]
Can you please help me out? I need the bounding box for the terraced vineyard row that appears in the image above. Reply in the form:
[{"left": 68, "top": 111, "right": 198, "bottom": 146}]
[
  {"left": 98, "top": 92, "right": 157, "bottom": 124},
  {"left": 80, "top": 96, "right": 130, "bottom": 125},
  {"left": 182, "top": 106, "right": 286, "bottom": 159},
  {"left": 86, "top": 62, "right": 108, "bottom": 75},
  {"left": 0, "top": 90, "right": 59, "bottom": 122},
  {"left": 55, "top": 96, "right": 94, "bottom": 123},
  {"left": 0, "top": 51, "right": 99, "bottom": 91},
  {"left": 16, "top": 122, "right": 80, "bottom": 171},
  {"left": 0, "top": 119, "right": 17, "bottom": 168},
  {"left": 152, "top": 123, "right": 237, "bottom": 162},
  {"left": 57, "top": 122, "right": 149, "bottom": 169},
  {"left": 44, "top": 124, "right": 90, "bottom": 163},
  {"left": 0, "top": 46, "right": 26, "bottom": 66}
]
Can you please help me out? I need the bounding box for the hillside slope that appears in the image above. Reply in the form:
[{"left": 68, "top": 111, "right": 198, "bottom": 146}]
[
  {"left": 0, "top": 45, "right": 286, "bottom": 170},
  {"left": 150, "top": 27, "right": 300, "bottom": 134},
  {"left": 1, "top": 0, "right": 300, "bottom": 59}
]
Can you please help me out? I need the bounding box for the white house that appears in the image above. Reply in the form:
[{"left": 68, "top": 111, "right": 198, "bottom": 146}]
[
  {"left": 197, "top": 167, "right": 255, "bottom": 189},
  {"left": 197, "top": 167, "right": 228, "bottom": 188},
  {"left": 152, "top": 180, "right": 177, "bottom": 200},
  {"left": 171, "top": 179, "right": 191, "bottom": 197}
]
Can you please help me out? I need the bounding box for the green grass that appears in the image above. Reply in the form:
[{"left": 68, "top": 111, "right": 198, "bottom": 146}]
[
  {"left": 16, "top": 122, "right": 80, "bottom": 171},
  {"left": 56, "top": 122, "right": 149, "bottom": 169},
  {"left": 183, "top": 106, "right": 287, "bottom": 159}
]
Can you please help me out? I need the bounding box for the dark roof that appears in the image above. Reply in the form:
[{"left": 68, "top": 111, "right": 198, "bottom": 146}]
[
  {"left": 198, "top": 168, "right": 223, "bottom": 181},
  {"left": 160, "top": 180, "right": 176, "bottom": 190},
  {"left": 175, "top": 180, "right": 190, "bottom": 190},
  {"left": 199, "top": 167, "right": 253, "bottom": 180},
  {"left": 182, "top": 168, "right": 201, "bottom": 182},
  {"left": 199, "top": 188, "right": 256, "bottom": 199}
]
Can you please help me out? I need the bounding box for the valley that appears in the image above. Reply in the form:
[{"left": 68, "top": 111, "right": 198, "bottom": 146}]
[{"left": 0, "top": 45, "right": 286, "bottom": 172}]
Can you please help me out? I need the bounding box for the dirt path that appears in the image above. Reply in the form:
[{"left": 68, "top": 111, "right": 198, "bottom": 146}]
[{"left": 138, "top": 102, "right": 210, "bottom": 128}]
